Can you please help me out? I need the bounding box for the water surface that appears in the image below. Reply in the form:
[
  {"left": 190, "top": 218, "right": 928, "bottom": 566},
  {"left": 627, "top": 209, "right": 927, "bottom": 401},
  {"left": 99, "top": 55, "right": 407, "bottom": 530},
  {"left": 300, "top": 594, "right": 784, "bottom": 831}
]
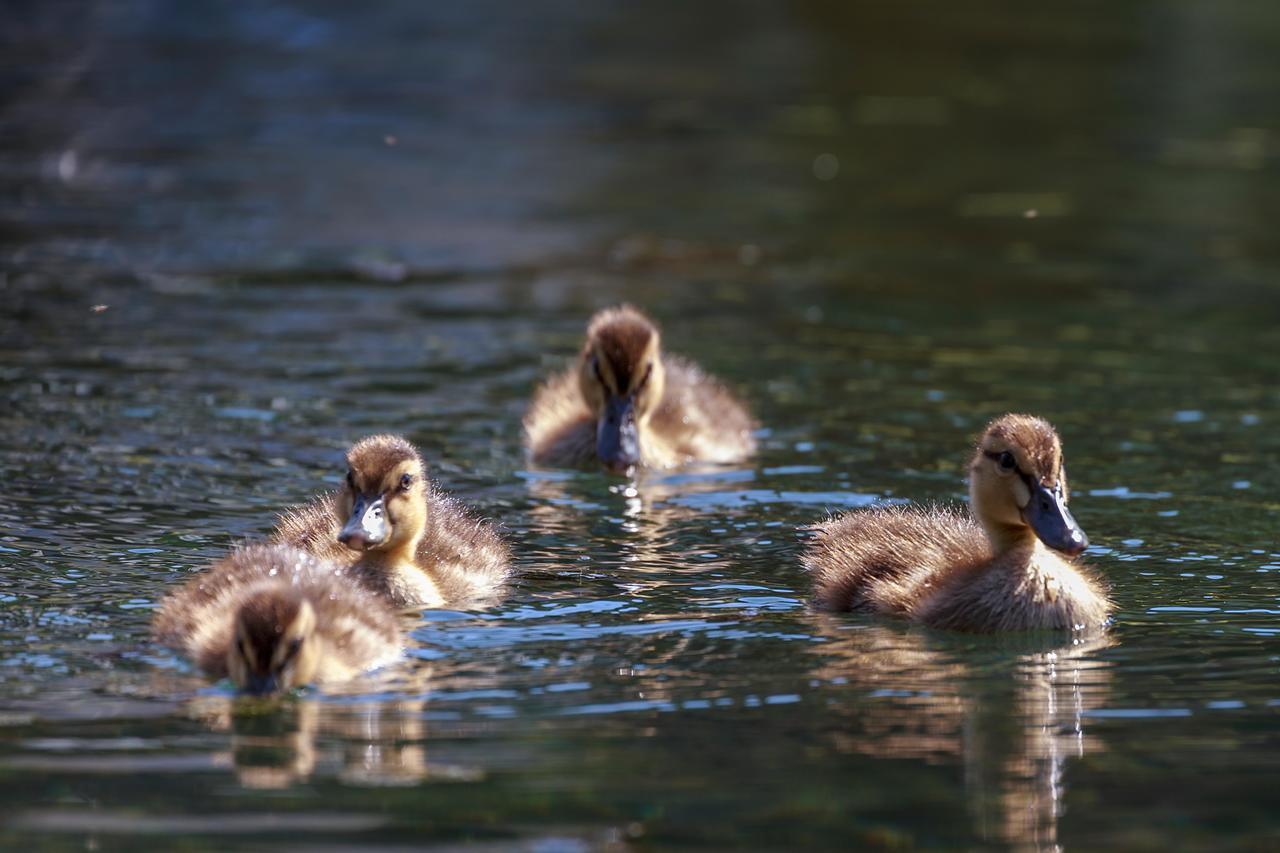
[{"left": 4, "top": 1, "right": 1280, "bottom": 849}]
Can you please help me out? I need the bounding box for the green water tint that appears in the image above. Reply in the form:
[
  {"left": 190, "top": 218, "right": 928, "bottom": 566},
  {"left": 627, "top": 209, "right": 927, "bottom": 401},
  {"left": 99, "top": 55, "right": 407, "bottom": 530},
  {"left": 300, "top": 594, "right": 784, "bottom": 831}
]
[{"left": 4, "top": 0, "right": 1280, "bottom": 848}]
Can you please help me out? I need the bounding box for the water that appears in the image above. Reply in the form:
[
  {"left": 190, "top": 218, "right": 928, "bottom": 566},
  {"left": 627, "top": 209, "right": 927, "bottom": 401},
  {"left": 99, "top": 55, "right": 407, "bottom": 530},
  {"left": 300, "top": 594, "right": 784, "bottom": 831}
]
[{"left": 4, "top": 0, "right": 1280, "bottom": 848}]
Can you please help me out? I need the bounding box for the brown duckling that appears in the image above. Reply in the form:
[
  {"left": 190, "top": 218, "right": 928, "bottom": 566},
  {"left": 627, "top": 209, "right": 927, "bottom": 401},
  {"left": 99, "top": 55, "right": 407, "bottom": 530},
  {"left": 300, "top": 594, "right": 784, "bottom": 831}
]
[
  {"left": 524, "top": 305, "right": 757, "bottom": 473},
  {"left": 153, "top": 544, "right": 402, "bottom": 695},
  {"left": 805, "top": 414, "right": 1110, "bottom": 632},
  {"left": 272, "top": 434, "right": 511, "bottom": 608}
]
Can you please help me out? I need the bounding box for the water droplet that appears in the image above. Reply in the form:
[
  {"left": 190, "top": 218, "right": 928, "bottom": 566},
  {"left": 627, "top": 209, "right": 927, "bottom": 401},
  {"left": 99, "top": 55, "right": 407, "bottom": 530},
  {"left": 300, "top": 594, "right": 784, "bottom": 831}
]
[{"left": 812, "top": 153, "right": 839, "bottom": 181}]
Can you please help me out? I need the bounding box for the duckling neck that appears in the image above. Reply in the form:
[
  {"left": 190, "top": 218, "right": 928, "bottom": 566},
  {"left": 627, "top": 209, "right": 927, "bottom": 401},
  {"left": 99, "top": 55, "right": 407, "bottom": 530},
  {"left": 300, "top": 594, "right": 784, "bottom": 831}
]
[
  {"left": 983, "top": 528, "right": 1067, "bottom": 589},
  {"left": 981, "top": 521, "right": 1039, "bottom": 558},
  {"left": 361, "top": 527, "right": 445, "bottom": 607},
  {"left": 366, "top": 526, "right": 426, "bottom": 574}
]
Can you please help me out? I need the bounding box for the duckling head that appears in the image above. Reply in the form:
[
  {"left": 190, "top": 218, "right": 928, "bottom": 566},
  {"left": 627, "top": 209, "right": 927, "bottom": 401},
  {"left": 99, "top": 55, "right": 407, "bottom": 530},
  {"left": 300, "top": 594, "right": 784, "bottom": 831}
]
[
  {"left": 578, "top": 305, "right": 667, "bottom": 473},
  {"left": 968, "top": 414, "right": 1089, "bottom": 556},
  {"left": 227, "top": 587, "right": 318, "bottom": 696},
  {"left": 337, "top": 434, "right": 428, "bottom": 555}
]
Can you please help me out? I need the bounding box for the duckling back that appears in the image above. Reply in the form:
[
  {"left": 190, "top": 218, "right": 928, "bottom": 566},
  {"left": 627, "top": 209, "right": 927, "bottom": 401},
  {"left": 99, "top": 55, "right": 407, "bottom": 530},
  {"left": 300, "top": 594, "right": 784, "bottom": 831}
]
[
  {"left": 805, "top": 505, "right": 990, "bottom": 615},
  {"left": 272, "top": 492, "right": 352, "bottom": 565},
  {"left": 910, "top": 549, "right": 1111, "bottom": 633},
  {"left": 416, "top": 485, "right": 512, "bottom": 606},
  {"left": 649, "top": 355, "right": 757, "bottom": 465},
  {"left": 153, "top": 543, "right": 401, "bottom": 683}
]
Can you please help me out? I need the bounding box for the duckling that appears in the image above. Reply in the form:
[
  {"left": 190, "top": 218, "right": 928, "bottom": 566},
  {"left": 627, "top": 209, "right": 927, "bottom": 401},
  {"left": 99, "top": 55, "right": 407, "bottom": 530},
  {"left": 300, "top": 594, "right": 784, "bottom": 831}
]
[
  {"left": 805, "top": 414, "right": 1110, "bottom": 632},
  {"left": 272, "top": 434, "right": 511, "bottom": 608},
  {"left": 524, "top": 305, "right": 757, "bottom": 473},
  {"left": 152, "top": 544, "right": 402, "bottom": 695}
]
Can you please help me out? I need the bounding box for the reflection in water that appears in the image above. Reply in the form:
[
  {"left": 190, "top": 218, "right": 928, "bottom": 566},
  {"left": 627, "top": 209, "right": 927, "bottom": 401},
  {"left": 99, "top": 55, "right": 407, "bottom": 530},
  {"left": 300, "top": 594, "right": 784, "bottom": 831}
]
[
  {"left": 4, "top": 0, "right": 1280, "bottom": 847},
  {"left": 986, "top": 645, "right": 1112, "bottom": 853},
  {"left": 200, "top": 698, "right": 320, "bottom": 790},
  {"left": 187, "top": 665, "right": 480, "bottom": 790},
  {"left": 524, "top": 464, "right": 760, "bottom": 519},
  {"left": 813, "top": 620, "right": 1112, "bottom": 852},
  {"left": 523, "top": 466, "right": 750, "bottom": 579}
]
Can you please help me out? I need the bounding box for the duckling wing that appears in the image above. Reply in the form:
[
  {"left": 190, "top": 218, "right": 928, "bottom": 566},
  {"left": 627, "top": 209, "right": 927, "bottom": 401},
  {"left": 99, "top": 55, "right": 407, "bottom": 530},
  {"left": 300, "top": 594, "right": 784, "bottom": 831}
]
[
  {"left": 651, "top": 355, "right": 757, "bottom": 464},
  {"left": 153, "top": 578, "right": 230, "bottom": 670},
  {"left": 152, "top": 543, "right": 284, "bottom": 648},
  {"left": 305, "top": 568, "right": 404, "bottom": 675},
  {"left": 524, "top": 366, "right": 596, "bottom": 467},
  {"left": 416, "top": 486, "right": 513, "bottom": 607},
  {"left": 804, "top": 505, "right": 989, "bottom": 615}
]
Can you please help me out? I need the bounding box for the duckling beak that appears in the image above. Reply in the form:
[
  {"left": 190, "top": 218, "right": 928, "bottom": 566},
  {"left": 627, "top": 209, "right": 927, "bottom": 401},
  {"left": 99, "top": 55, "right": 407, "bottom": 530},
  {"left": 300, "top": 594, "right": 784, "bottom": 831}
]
[
  {"left": 597, "top": 394, "right": 640, "bottom": 474},
  {"left": 1023, "top": 481, "right": 1089, "bottom": 556},
  {"left": 242, "top": 672, "right": 280, "bottom": 697},
  {"left": 338, "top": 494, "right": 389, "bottom": 551}
]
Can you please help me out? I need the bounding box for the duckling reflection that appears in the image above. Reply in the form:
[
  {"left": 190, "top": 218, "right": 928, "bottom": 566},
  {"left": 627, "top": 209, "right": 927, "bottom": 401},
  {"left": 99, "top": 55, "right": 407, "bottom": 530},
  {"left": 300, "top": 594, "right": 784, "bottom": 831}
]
[
  {"left": 807, "top": 414, "right": 1110, "bottom": 632},
  {"left": 988, "top": 646, "right": 1111, "bottom": 852},
  {"left": 523, "top": 470, "right": 751, "bottom": 598},
  {"left": 186, "top": 666, "right": 481, "bottom": 789},
  {"left": 811, "top": 619, "right": 1113, "bottom": 852},
  {"left": 524, "top": 462, "right": 750, "bottom": 527},
  {"left": 273, "top": 434, "right": 512, "bottom": 608},
  {"left": 201, "top": 697, "right": 320, "bottom": 789},
  {"left": 524, "top": 305, "right": 757, "bottom": 474}
]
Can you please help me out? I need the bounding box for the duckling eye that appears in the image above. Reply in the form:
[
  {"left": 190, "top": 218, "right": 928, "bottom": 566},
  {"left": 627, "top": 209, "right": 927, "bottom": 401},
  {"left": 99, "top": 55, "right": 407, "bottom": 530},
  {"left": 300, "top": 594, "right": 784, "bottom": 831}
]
[
  {"left": 998, "top": 451, "right": 1017, "bottom": 472},
  {"left": 280, "top": 637, "right": 303, "bottom": 666},
  {"left": 399, "top": 473, "right": 413, "bottom": 491}
]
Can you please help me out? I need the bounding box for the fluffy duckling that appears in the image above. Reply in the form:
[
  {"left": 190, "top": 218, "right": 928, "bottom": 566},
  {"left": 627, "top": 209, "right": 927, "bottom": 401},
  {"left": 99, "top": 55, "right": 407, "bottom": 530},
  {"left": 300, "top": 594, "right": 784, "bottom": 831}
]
[
  {"left": 805, "top": 414, "right": 1110, "bottom": 632},
  {"left": 524, "top": 305, "right": 757, "bottom": 473},
  {"left": 272, "top": 434, "right": 511, "bottom": 608},
  {"left": 153, "top": 544, "right": 402, "bottom": 695}
]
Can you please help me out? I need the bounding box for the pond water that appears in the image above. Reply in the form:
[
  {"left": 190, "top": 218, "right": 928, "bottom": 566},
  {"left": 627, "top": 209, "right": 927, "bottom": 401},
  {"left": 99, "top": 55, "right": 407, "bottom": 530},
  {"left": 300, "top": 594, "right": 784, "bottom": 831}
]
[{"left": 4, "top": 0, "right": 1280, "bottom": 848}]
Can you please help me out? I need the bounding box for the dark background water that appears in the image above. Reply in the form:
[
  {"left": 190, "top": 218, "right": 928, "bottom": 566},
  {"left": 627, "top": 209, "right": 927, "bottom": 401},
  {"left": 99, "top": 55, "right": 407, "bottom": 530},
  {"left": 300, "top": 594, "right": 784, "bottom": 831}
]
[{"left": 3, "top": 1, "right": 1280, "bottom": 849}]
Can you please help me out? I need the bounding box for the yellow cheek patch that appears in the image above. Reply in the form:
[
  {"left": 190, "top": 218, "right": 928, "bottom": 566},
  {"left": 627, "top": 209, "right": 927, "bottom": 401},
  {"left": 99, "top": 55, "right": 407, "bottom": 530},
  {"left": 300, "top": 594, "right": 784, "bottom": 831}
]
[
  {"left": 1011, "top": 478, "right": 1032, "bottom": 510},
  {"left": 380, "top": 464, "right": 419, "bottom": 495}
]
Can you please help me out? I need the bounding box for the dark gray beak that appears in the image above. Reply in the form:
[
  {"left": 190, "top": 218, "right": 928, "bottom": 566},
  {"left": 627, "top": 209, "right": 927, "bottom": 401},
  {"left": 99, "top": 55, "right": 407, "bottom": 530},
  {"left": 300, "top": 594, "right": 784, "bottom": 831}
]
[
  {"left": 338, "top": 493, "right": 389, "bottom": 550},
  {"left": 242, "top": 672, "right": 280, "bottom": 696},
  {"left": 596, "top": 394, "right": 640, "bottom": 474},
  {"left": 1023, "top": 481, "right": 1089, "bottom": 556}
]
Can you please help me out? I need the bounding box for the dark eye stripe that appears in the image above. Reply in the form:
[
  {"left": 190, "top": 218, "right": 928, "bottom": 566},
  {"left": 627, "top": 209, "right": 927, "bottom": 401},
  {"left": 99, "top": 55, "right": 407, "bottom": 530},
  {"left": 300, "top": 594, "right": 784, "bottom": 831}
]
[
  {"left": 982, "top": 450, "right": 1071, "bottom": 501},
  {"left": 983, "top": 450, "right": 1018, "bottom": 471},
  {"left": 982, "top": 450, "right": 1037, "bottom": 489},
  {"left": 279, "top": 638, "right": 303, "bottom": 666}
]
